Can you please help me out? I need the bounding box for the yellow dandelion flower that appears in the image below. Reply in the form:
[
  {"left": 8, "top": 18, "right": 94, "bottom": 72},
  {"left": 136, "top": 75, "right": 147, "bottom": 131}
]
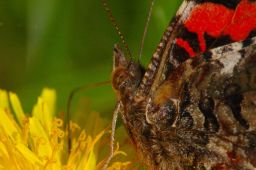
[{"left": 0, "top": 88, "right": 131, "bottom": 170}]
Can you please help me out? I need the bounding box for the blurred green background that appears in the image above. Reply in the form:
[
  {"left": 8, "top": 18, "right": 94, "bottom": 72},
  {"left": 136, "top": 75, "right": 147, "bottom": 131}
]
[{"left": 0, "top": 0, "right": 182, "bottom": 121}]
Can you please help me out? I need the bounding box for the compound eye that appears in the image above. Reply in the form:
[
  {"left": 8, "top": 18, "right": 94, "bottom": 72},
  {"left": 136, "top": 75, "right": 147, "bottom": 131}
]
[{"left": 112, "top": 67, "right": 129, "bottom": 91}]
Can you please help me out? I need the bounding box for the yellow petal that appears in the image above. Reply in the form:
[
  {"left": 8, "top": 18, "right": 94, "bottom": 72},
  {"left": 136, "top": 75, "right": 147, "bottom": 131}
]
[
  {"left": 41, "top": 88, "right": 56, "bottom": 133},
  {"left": 79, "top": 130, "right": 105, "bottom": 169},
  {"left": 84, "top": 149, "right": 97, "bottom": 170},
  {"left": 91, "top": 129, "right": 105, "bottom": 147},
  {"left": 0, "top": 90, "right": 9, "bottom": 110},
  {"left": 29, "top": 117, "right": 52, "bottom": 160},
  {"left": 32, "top": 97, "right": 52, "bottom": 134},
  {"left": 106, "top": 162, "right": 131, "bottom": 170},
  {"left": 0, "top": 141, "right": 9, "bottom": 159},
  {"left": 9, "top": 92, "right": 26, "bottom": 126},
  {"left": 32, "top": 97, "right": 44, "bottom": 124},
  {"left": 0, "top": 109, "right": 21, "bottom": 142},
  {"left": 75, "top": 135, "right": 92, "bottom": 170},
  {"left": 41, "top": 88, "right": 56, "bottom": 116},
  {"left": 16, "top": 143, "right": 43, "bottom": 166}
]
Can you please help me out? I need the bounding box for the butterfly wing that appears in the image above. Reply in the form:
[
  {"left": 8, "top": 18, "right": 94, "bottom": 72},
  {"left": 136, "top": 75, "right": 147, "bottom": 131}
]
[
  {"left": 142, "top": 36, "right": 256, "bottom": 170},
  {"left": 179, "top": 38, "right": 256, "bottom": 169},
  {"left": 136, "top": 0, "right": 256, "bottom": 98}
]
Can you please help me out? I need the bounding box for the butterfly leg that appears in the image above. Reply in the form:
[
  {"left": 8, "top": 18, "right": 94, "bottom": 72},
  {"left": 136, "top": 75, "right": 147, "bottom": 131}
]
[{"left": 101, "top": 102, "right": 120, "bottom": 170}]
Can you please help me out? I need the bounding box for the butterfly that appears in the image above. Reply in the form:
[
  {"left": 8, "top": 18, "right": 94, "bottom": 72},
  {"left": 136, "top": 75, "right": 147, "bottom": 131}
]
[{"left": 106, "top": 0, "right": 256, "bottom": 169}]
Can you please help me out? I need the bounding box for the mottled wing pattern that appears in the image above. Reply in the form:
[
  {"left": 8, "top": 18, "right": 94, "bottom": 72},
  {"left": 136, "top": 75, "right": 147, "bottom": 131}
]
[{"left": 136, "top": 37, "right": 256, "bottom": 170}]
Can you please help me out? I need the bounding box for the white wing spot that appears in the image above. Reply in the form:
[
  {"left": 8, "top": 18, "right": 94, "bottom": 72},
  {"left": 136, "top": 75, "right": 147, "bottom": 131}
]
[{"left": 220, "top": 52, "right": 241, "bottom": 75}]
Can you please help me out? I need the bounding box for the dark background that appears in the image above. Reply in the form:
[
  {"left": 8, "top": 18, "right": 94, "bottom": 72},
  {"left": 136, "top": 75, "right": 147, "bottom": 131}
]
[{"left": 0, "top": 0, "right": 182, "bottom": 122}]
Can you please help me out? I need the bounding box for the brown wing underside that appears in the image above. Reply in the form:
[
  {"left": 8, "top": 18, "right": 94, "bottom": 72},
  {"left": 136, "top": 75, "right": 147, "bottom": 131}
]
[{"left": 143, "top": 42, "right": 256, "bottom": 169}]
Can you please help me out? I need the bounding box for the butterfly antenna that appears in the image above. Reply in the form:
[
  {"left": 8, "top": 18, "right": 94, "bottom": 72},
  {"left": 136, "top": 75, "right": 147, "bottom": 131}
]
[
  {"left": 66, "top": 81, "right": 110, "bottom": 155},
  {"left": 138, "top": 0, "right": 156, "bottom": 62},
  {"left": 101, "top": 0, "right": 132, "bottom": 59}
]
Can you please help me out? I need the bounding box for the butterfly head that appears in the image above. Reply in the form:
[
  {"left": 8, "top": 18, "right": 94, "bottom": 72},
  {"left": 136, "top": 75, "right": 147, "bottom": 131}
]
[{"left": 112, "top": 44, "right": 144, "bottom": 99}]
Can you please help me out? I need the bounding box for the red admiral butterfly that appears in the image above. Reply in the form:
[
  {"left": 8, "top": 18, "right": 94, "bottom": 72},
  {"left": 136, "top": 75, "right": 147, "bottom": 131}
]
[{"left": 106, "top": 0, "right": 256, "bottom": 169}]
